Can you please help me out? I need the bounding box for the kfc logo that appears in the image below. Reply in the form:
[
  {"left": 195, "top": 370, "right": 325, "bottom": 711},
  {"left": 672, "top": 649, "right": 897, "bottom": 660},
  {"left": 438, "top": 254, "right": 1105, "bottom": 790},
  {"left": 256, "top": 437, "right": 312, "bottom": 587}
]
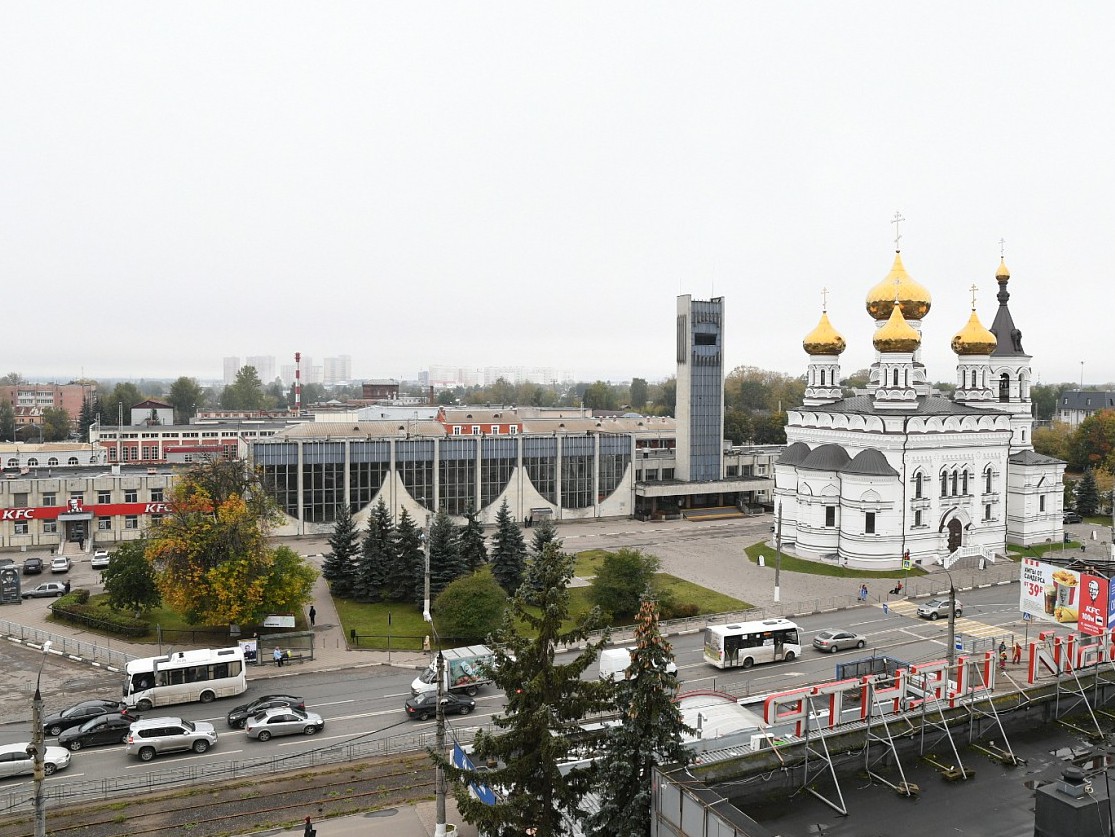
[
  {"left": 1, "top": 508, "right": 35, "bottom": 520},
  {"left": 68, "top": 497, "right": 83, "bottom": 513},
  {"left": 144, "top": 503, "right": 171, "bottom": 514}
]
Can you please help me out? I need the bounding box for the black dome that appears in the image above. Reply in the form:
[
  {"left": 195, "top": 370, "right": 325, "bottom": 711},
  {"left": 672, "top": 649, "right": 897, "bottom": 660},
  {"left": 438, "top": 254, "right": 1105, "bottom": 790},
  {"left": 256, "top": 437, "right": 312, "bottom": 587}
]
[
  {"left": 799, "top": 444, "right": 851, "bottom": 472},
  {"left": 778, "top": 442, "right": 812, "bottom": 466},
  {"left": 841, "top": 448, "right": 899, "bottom": 477}
]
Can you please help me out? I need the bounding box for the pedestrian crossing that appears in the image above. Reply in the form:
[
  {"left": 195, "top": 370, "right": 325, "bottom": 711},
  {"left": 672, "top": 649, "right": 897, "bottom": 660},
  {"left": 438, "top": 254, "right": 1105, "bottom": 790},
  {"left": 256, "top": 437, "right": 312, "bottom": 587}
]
[{"left": 880, "top": 599, "right": 1003, "bottom": 639}]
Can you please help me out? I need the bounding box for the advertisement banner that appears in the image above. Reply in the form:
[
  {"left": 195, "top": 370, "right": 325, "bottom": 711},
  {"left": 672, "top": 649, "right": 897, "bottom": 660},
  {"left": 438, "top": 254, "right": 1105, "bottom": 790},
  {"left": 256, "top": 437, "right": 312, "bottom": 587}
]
[
  {"left": 1020, "top": 558, "right": 1080, "bottom": 625},
  {"left": 238, "top": 638, "right": 259, "bottom": 664},
  {"left": 1078, "top": 573, "right": 1114, "bottom": 637}
]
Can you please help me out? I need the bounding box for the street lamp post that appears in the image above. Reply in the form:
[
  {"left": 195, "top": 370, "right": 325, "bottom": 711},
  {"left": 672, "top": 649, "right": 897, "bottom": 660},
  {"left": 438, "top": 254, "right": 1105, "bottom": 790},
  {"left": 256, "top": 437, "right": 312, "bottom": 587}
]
[
  {"left": 773, "top": 502, "right": 783, "bottom": 604},
  {"left": 939, "top": 565, "right": 958, "bottom": 674},
  {"left": 32, "top": 640, "right": 52, "bottom": 837},
  {"left": 421, "top": 516, "right": 451, "bottom": 837}
]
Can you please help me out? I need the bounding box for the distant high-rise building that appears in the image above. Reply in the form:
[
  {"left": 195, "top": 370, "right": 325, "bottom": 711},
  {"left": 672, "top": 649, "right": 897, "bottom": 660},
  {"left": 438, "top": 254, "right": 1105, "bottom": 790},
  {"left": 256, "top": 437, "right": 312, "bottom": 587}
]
[
  {"left": 674, "top": 295, "right": 724, "bottom": 483},
  {"left": 324, "top": 355, "right": 352, "bottom": 385},
  {"left": 223, "top": 356, "right": 240, "bottom": 386},
  {"left": 246, "top": 355, "right": 276, "bottom": 384},
  {"left": 280, "top": 364, "right": 295, "bottom": 386}
]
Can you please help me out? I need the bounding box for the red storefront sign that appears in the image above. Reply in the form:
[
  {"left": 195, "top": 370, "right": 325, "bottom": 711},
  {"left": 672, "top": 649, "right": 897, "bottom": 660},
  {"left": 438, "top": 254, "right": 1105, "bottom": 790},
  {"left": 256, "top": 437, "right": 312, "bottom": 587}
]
[{"left": 1, "top": 503, "right": 174, "bottom": 521}]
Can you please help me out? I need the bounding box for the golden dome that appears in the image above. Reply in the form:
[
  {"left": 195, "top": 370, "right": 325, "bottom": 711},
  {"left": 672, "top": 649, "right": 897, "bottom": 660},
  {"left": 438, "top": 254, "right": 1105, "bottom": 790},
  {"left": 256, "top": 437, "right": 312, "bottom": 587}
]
[
  {"left": 996, "top": 258, "right": 1010, "bottom": 280},
  {"left": 873, "top": 303, "right": 921, "bottom": 353},
  {"left": 951, "top": 310, "right": 997, "bottom": 355},
  {"left": 803, "top": 311, "right": 846, "bottom": 355},
  {"left": 866, "top": 252, "right": 932, "bottom": 321}
]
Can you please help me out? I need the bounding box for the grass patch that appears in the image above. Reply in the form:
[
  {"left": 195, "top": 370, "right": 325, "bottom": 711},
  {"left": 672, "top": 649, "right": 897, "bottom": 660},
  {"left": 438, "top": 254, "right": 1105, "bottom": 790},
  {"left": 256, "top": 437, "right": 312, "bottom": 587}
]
[
  {"left": 332, "top": 598, "right": 430, "bottom": 651},
  {"left": 742, "top": 541, "right": 925, "bottom": 579},
  {"left": 573, "top": 549, "right": 610, "bottom": 577},
  {"left": 1009, "top": 541, "right": 1081, "bottom": 559}
]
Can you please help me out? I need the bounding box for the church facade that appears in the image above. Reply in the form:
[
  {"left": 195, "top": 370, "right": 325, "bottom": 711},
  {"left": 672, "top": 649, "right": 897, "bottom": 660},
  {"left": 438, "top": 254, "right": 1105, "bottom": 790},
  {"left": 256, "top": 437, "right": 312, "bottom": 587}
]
[{"left": 774, "top": 251, "right": 1065, "bottom": 570}]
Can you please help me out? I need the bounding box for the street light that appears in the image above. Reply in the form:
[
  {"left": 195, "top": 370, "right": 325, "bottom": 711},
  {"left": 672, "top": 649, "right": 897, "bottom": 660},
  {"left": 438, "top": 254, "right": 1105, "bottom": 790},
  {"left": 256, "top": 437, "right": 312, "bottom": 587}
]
[
  {"left": 421, "top": 516, "right": 451, "bottom": 837},
  {"left": 32, "top": 640, "right": 52, "bottom": 837},
  {"left": 773, "top": 502, "right": 783, "bottom": 604},
  {"left": 936, "top": 564, "right": 959, "bottom": 674}
]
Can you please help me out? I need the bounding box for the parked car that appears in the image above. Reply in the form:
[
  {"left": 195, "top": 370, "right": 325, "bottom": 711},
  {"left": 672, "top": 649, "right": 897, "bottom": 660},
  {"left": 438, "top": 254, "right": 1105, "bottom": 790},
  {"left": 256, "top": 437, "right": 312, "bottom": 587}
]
[
  {"left": 22, "top": 582, "right": 67, "bottom": 600},
  {"left": 245, "top": 707, "right": 325, "bottom": 741},
  {"left": 50, "top": 556, "right": 71, "bottom": 573},
  {"left": 22, "top": 556, "right": 44, "bottom": 575},
  {"left": 126, "top": 717, "right": 217, "bottom": 761},
  {"left": 91, "top": 550, "right": 111, "bottom": 569},
  {"left": 43, "top": 699, "right": 133, "bottom": 737},
  {"left": 813, "top": 629, "right": 868, "bottom": 653},
  {"left": 404, "top": 691, "right": 476, "bottom": 721},
  {"left": 0, "top": 743, "right": 71, "bottom": 777},
  {"left": 1064, "top": 511, "right": 1083, "bottom": 524},
  {"left": 226, "top": 694, "right": 305, "bottom": 729},
  {"left": 917, "top": 598, "right": 963, "bottom": 620},
  {"left": 58, "top": 713, "right": 138, "bottom": 751}
]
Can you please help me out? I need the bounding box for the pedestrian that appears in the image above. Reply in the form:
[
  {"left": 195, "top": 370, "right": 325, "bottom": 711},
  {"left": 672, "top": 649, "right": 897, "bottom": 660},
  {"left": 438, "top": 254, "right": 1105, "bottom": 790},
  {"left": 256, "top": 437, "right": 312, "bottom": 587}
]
[
  {"left": 308, "top": 605, "right": 316, "bottom": 627},
  {"left": 273, "top": 646, "right": 284, "bottom": 667},
  {"left": 999, "top": 649, "right": 1007, "bottom": 673},
  {"left": 860, "top": 583, "right": 868, "bottom": 602},
  {"left": 1013, "top": 641, "right": 1023, "bottom": 665},
  {"left": 63, "top": 579, "right": 71, "bottom": 595},
  {"left": 423, "top": 635, "right": 431, "bottom": 653},
  {"left": 998, "top": 641, "right": 1007, "bottom": 658},
  {"left": 304, "top": 815, "right": 316, "bottom": 837}
]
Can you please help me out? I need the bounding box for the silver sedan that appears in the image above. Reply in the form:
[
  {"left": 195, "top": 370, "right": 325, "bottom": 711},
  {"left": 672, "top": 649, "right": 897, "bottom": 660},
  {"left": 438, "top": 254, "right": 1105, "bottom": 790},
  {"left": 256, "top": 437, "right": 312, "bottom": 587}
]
[
  {"left": 812, "top": 629, "right": 868, "bottom": 653},
  {"left": 244, "top": 707, "right": 324, "bottom": 741}
]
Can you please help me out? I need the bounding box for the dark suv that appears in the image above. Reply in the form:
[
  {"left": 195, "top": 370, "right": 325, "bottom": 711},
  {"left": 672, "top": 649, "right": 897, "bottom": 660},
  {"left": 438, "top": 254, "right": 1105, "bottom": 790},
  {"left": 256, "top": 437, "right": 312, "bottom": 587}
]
[
  {"left": 22, "top": 556, "right": 44, "bottom": 575},
  {"left": 1064, "top": 511, "right": 1083, "bottom": 524}
]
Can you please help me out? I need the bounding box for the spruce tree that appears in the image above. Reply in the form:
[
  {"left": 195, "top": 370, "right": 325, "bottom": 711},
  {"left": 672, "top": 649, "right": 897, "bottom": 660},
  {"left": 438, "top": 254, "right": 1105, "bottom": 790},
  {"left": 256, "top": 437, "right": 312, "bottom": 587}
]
[
  {"left": 1076, "top": 468, "right": 1100, "bottom": 517},
  {"left": 438, "top": 542, "right": 613, "bottom": 835},
  {"left": 386, "top": 508, "right": 425, "bottom": 604},
  {"left": 459, "top": 505, "right": 488, "bottom": 572},
  {"left": 490, "top": 499, "right": 527, "bottom": 595},
  {"left": 585, "top": 596, "right": 692, "bottom": 837},
  {"left": 79, "top": 396, "right": 96, "bottom": 442},
  {"left": 321, "top": 505, "right": 360, "bottom": 597},
  {"left": 524, "top": 517, "right": 561, "bottom": 601},
  {"left": 354, "top": 498, "right": 393, "bottom": 602},
  {"left": 424, "top": 508, "right": 466, "bottom": 602}
]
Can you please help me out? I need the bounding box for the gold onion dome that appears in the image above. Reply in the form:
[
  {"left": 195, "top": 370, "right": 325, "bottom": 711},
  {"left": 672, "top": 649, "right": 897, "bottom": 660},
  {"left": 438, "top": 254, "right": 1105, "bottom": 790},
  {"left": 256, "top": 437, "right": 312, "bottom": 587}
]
[
  {"left": 866, "top": 252, "right": 932, "bottom": 321},
  {"left": 951, "top": 310, "right": 997, "bottom": 355},
  {"left": 996, "top": 258, "right": 1010, "bottom": 280},
  {"left": 803, "top": 311, "right": 846, "bottom": 355},
  {"left": 873, "top": 304, "right": 921, "bottom": 353}
]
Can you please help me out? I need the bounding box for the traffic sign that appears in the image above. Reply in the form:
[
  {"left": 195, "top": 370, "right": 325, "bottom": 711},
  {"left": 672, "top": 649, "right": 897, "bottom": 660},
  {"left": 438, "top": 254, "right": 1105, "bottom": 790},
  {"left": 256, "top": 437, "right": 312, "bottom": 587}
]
[{"left": 1023, "top": 612, "right": 1032, "bottom": 622}]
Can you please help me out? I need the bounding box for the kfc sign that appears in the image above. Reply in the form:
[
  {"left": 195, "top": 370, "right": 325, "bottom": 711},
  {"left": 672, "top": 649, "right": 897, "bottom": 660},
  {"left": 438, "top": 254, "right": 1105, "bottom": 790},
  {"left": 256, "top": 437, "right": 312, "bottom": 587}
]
[{"left": 1, "top": 508, "right": 35, "bottom": 520}]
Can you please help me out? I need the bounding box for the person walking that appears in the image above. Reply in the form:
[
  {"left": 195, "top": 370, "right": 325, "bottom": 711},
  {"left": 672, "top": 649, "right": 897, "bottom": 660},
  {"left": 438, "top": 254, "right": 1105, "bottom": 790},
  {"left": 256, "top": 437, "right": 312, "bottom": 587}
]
[
  {"left": 304, "top": 815, "right": 316, "bottom": 837},
  {"left": 860, "top": 583, "right": 868, "bottom": 602},
  {"left": 1013, "top": 641, "right": 1023, "bottom": 665},
  {"left": 273, "top": 646, "right": 284, "bottom": 667},
  {"left": 308, "top": 605, "right": 316, "bottom": 627}
]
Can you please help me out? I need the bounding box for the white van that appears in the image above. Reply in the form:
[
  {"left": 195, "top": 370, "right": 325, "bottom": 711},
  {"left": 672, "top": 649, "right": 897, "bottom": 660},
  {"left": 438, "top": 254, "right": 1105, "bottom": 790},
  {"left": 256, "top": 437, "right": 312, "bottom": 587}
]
[{"left": 598, "top": 647, "right": 678, "bottom": 681}]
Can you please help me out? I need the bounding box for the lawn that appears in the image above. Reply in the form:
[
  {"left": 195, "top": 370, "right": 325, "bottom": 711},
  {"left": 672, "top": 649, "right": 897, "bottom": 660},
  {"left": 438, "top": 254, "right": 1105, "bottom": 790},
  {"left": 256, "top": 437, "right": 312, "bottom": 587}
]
[{"left": 742, "top": 541, "right": 925, "bottom": 579}]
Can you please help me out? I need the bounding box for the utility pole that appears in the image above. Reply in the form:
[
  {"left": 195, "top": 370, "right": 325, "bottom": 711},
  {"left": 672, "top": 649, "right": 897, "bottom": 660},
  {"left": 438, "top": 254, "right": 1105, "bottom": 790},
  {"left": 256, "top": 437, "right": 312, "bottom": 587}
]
[
  {"left": 773, "top": 502, "right": 783, "bottom": 604},
  {"left": 434, "top": 651, "right": 448, "bottom": 837},
  {"left": 32, "top": 641, "right": 52, "bottom": 837}
]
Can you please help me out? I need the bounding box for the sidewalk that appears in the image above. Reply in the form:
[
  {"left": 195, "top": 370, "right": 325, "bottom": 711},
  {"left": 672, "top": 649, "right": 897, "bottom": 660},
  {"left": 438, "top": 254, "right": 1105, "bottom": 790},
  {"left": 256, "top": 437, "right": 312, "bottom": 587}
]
[{"left": 236, "top": 799, "right": 478, "bottom": 837}]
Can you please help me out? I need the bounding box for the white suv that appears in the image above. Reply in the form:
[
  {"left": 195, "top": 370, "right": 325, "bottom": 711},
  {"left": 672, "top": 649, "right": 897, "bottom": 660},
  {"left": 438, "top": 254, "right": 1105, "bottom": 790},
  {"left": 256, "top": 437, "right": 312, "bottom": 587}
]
[
  {"left": 126, "top": 717, "right": 217, "bottom": 761},
  {"left": 917, "top": 598, "right": 963, "bottom": 620}
]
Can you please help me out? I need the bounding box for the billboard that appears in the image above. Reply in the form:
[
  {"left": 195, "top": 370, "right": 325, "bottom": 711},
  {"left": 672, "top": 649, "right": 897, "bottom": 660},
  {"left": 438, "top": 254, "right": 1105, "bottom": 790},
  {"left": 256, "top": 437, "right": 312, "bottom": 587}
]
[{"left": 1021, "top": 557, "right": 1115, "bottom": 633}]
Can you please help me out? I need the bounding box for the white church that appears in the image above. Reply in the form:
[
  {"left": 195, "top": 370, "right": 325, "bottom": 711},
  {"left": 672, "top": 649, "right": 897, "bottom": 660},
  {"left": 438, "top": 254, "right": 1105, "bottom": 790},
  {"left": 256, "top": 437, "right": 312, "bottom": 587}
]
[{"left": 774, "top": 249, "right": 1065, "bottom": 570}]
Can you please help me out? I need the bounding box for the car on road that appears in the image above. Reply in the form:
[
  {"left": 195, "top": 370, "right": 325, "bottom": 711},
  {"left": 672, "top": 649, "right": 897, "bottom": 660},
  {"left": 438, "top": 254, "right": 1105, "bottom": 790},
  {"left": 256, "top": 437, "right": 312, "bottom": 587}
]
[
  {"left": 22, "top": 556, "right": 44, "bottom": 575},
  {"left": 1064, "top": 511, "right": 1083, "bottom": 524},
  {"left": 43, "top": 699, "right": 134, "bottom": 737},
  {"left": 50, "top": 556, "right": 71, "bottom": 573},
  {"left": 917, "top": 598, "right": 963, "bottom": 620},
  {"left": 126, "top": 717, "right": 218, "bottom": 761},
  {"left": 245, "top": 707, "right": 325, "bottom": 741},
  {"left": 58, "top": 713, "right": 137, "bottom": 751},
  {"left": 404, "top": 691, "right": 476, "bottom": 721},
  {"left": 226, "top": 694, "right": 305, "bottom": 728},
  {"left": 91, "top": 550, "right": 111, "bottom": 569},
  {"left": 812, "top": 629, "right": 868, "bottom": 653},
  {"left": 21, "top": 582, "right": 67, "bottom": 599},
  {"left": 0, "top": 743, "right": 71, "bottom": 777}
]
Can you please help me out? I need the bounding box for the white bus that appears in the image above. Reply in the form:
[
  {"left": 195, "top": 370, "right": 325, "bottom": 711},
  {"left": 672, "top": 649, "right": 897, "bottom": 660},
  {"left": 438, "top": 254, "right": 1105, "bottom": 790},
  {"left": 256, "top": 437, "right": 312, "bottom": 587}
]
[
  {"left": 703, "top": 618, "right": 802, "bottom": 669},
  {"left": 124, "top": 647, "right": 248, "bottom": 710}
]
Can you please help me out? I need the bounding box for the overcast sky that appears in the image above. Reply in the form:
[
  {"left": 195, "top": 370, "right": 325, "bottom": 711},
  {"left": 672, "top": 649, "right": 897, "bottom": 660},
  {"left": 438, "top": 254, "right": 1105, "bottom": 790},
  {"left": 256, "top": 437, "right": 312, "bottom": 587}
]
[{"left": 2, "top": 4, "right": 1112, "bottom": 388}]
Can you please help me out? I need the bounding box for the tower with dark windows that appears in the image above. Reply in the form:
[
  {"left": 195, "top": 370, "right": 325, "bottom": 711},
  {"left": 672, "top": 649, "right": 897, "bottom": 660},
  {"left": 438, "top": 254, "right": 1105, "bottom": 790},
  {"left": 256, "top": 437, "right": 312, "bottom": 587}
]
[{"left": 674, "top": 295, "right": 725, "bottom": 483}]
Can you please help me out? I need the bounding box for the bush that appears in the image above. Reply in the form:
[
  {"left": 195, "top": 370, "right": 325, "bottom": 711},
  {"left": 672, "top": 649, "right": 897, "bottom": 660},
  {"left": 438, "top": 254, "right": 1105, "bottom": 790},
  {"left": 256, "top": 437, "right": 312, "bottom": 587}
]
[
  {"left": 51, "top": 593, "right": 149, "bottom": 638},
  {"left": 588, "top": 549, "right": 659, "bottom": 621},
  {"left": 432, "top": 570, "right": 509, "bottom": 645}
]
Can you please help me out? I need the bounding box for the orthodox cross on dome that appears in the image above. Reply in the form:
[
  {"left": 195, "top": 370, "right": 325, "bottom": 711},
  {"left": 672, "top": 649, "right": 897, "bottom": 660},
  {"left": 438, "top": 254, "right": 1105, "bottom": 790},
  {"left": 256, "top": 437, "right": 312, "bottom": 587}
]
[
  {"left": 969, "top": 283, "right": 979, "bottom": 310},
  {"left": 999, "top": 237, "right": 1006, "bottom": 258},
  {"left": 821, "top": 286, "right": 829, "bottom": 312},
  {"left": 893, "top": 276, "right": 901, "bottom": 303},
  {"left": 891, "top": 211, "right": 905, "bottom": 251}
]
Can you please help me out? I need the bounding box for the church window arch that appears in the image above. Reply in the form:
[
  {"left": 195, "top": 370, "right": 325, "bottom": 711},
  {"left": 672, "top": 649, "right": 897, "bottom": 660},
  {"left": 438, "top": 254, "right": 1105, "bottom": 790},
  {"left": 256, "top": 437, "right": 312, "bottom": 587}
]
[
  {"left": 961, "top": 469, "right": 969, "bottom": 495},
  {"left": 892, "top": 368, "right": 899, "bottom": 387},
  {"left": 950, "top": 469, "right": 958, "bottom": 496},
  {"left": 913, "top": 470, "right": 924, "bottom": 499},
  {"left": 999, "top": 373, "right": 1010, "bottom": 402},
  {"left": 940, "top": 469, "right": 949, "bottom": 497},
  {"left": 984, "top": 465, "right": 993, "bottom": 494}
]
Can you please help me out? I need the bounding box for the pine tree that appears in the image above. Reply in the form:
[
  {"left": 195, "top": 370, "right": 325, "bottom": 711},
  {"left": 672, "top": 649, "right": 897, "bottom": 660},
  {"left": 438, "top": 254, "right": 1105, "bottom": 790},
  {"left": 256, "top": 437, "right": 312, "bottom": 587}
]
[
  {"left": 386, "top": 508, "right": 425, "bottom": 603},
  {"left": 424, "top": 508, "right": 466, "bottom": 602},
  {"left": 321, "top": 505, "right": 360, "bottom": 597},
  {"left": 354, "top": 498, "right": 393, "bottom": 602},
  {"left": 490, "top": 499, "right": 527, "bottom": 595},
  {"left": 459, "top": 505, "right": 488, "bottom": 572},
  {"left": 438, "top": 542, "right": 613, "bottom": 836},
  {"left": 78, "top": 397, "right": 96, "bottom": 442},
  {"left": 585, "top": 596, "right": 692, "bottom": 837},
  {"left": 524, "top": 517, "right": 561, "bottom": 601},
  {"left": 1076, "top": 468, "right": 1100, "bottom": 517}
]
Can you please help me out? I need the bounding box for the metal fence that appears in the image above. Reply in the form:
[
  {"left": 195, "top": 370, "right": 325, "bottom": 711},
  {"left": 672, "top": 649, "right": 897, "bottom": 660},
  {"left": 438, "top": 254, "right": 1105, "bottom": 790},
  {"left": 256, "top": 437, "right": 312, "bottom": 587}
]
[{"left": 0, "top": 617, "right": 136, "bottom": 670}]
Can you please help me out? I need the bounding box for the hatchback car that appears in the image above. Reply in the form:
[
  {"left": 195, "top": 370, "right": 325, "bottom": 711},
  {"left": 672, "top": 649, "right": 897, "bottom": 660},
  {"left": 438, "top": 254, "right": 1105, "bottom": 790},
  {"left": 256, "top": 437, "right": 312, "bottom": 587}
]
[
  {"left": 226, "top": 694, "right": 305, "bottom": 728},
  {"left": 245, "top": 707, "right": 325, "bottom": 741},
  {"left": 813, "top": 629, "right": 868, "bottom": 653},
  {"left": 917, "top": 598, "right": 963, "bottom": 620},
  {"left": 43, "top": 699, "right": 133, "bottom": 737},
  {"left": 91, "top": 550, "right": 111, "bottom": 569},
  {"left": 1064, "top": 511, "right": 1083, "bottom": 524},
  {"left": 50, "top": 556, "right": 71, "bottom": 573},
  {"left": 22, "top": 556, "right": 44, "bottom": 575},
  {"left": 0, "top": 743, "right": 71, "bottom": 777},
  {"left": 58, "top": 713, "right": 137, "bottom": 751},
  {"left": 22, "top": 582, "right": 67, "bottom": 600},
  {"left": 126, "top": 717, "right": 217, "bottom": 761},
  {"left": 404, "top": 691, "right": 476, "bottom": 721}
]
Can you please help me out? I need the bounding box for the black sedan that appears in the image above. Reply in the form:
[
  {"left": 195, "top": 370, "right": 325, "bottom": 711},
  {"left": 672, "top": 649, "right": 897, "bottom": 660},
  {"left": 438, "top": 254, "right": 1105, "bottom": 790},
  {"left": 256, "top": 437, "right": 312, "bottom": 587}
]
[
  {"left": 1064, "top": 511, "right": 1083, "bottom": 524},
  {"left": 43, "top": 699, "right": 134, "bottom": 737},
  {"left": 57, "top": 713, "right": 137, "bottom": 751},
  {"left": 226, "top": 694, "right": 305, "bottom": 728},
  {"left": 405, "top": 691, "right": 475, "bottom": 721},
  {"left": 22, "top": 556, "right": 44, "bottom": 575}
]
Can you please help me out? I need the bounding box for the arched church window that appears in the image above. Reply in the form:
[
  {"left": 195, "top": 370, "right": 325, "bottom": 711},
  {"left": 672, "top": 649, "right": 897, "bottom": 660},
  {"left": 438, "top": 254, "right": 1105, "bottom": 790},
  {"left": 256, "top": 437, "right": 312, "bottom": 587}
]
[
  {"left": 940, "top": 471, "right": 949, "bottom": 497},
  {"left": 950, "top": 471, "right": 958, "bottom": 496},
  {"left": 914, "top": 472, "right": 923, "bottom": 499},
  {"left": 961, "top": 470, "right": 969, "bottom": 495},
  {"left": 999, "top": 373, "right": 1010, "bottom": 402},
  {"left": 984, "top": 466, "right": 993, "bottom": 494},
  {"left": 893, "top": 369, "right": 899, "bottom": 387}
]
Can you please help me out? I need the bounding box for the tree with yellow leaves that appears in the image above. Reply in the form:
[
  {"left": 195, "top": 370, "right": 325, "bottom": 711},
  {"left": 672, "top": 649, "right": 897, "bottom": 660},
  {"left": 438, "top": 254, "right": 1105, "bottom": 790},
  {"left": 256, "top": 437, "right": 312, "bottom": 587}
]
[{"left": 147, "top": 459, "right": 316, "bottom": 625}]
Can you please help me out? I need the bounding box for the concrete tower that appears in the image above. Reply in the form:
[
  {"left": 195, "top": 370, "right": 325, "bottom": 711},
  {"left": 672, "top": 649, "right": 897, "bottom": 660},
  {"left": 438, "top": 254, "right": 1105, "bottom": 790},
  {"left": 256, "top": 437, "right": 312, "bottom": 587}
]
[{"left": 675, "top": 295, "right": 724, "bottom": 482}]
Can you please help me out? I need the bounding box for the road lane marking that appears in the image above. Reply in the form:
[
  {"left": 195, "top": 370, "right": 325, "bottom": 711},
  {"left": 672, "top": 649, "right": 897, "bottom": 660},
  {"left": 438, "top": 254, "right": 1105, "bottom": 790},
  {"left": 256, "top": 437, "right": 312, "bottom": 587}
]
[{"left": 124, "top": 749, "right": 241, "bottom": 768}]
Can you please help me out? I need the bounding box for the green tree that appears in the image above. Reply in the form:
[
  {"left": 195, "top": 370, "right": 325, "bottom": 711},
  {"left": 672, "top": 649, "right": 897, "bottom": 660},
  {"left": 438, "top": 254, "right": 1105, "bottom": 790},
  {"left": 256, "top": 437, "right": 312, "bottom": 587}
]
[
  {"left": 78, "top": 396, "right": 97, "bottom": 441},
  {"left": 585, "top": 597, "right": 691, "bottom": 837},
  {"left": 146, "top": 459, "right": 316, "bottom": 624},
  {"left": 841, "top": 367, "right": 871, "bottom": 394},
  {"left": 102, "top": 540, "right": 161, "bottom": 616},
  {"left": 433, "top": 570, "right": 508, "bottom": 645},
  {"left": 752, "top": 411, "right": 788, "bottom": 445},
  {"left": 221, "top": 366, "right": 268, "bottom": 411},
  {"left": 490, "top": 377, "right": 517, "bottom": 406},
  {"left": 101, "top": 382, "right": 144, "bottom": 426},
  {"left": 724, "top": 407, "right": 754, "bottom": 445},
  {"left": 439, "top": 542, "right": 612, "bottom": 836},
  {"left": 629, "top": 377, "right": 648, "bottom": 412},
  {"left": 649, "top": 378, "right": 676, "bottom": 416},
  {"left": 459, "top": 506, "right": 488, "bottom": 572},
  {"left": 524, "top": 517, "right": 561, "bottom": 601},
  {"left": 168, "top": 376, "right": 206, "bottom": 424},
  {"left": 1, "top": 372, "right": 23, "bottom": 385},
  {"left": 1034, "top": 421, "right": 1074, "bottom": 462},
  {"left": 1076, "top": 468, "right": 1100, "bottom": 516},
  {"left": 582, "top": 380, "right": 617, "bottom": 411},
  {"left": 385, "top": 508, "right": 424, "bottom": 603},
  {"left": 0, "top": 401, "right": 15, "bottom": 442},
  {"left": 42, "top": 407, "right": 72, "bottom": 441},
  {"left": 1069, "top": 408, "right": 1115, "bottom": 473},
  {"left": 490, "top": 499, "right": 527, "bottom": 595},
  {"left": 425, "top": 508, "right": 465, "bottom": 601},
  {"left": 354, "top": 499, "right": 393, "bottom": 602},
  {"left": 589, "top": 548, "right": 659, "bottom": 621},
  {"left": 322, "top": 505, "right": 360, "bottom": 597}
]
